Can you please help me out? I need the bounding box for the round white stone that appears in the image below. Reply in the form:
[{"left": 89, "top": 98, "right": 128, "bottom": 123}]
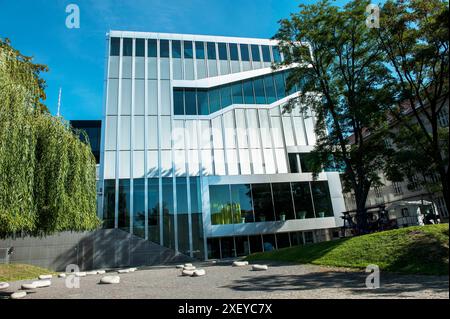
[
  {"left": 128, "top": 267, "right": 137, "bottom": 272},
  {"left": 232, "top": 261, "right": 249, "bottom": 267},
  {"left": 183, "top": 266, "right": 196, "bottom": 271},
  {"left": 75, "top": 272, "right": 87, "bottom": 277},
  {"left": 192, "top": 269, "right": 206, "bottom": 277},
  {"left": 33, "top": 280, "right": 51, "bottom": 288},
  {"left": 38, "top": 274, "right": 53, "bottom": 280},
  {"left": 58, "top": 273, "right": 66, "bottom": 278},
  {"left": 86, "top": 271, "right": 98, "bottom": 275},
  {"left": 11, "top": 291, "right": 27, "bottom": 299},
  {"left": 184, "top": 263, "right": 193, "bottom": 267},
  {"left": 182, "top": 270, "right": 194, "bottom": 276},
  {"left": 176, "top": 264, "right": 184, "bottom": 269},
  {"left": 21, "top": 283, "right": 37, "bottom": 290},
  {"left": 118, "top": 269, "right": 130, "bottom": 274},
  {"left": 0, "top": 282, "right": 10, "bottom": 290},
  {"left": 100, "top": 276, "right": 120, "bottom": 284},
  {"left": 97, "top": 270, "right": 106, "bottom": 275},
  {"left": 252, "top": 264, "right": 268, "bottom": 271}
]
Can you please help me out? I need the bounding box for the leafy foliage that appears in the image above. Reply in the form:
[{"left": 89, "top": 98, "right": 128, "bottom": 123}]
[
  {"left": 274, "top": 0, "right": 395, "bottom": 230},
  {"left": 0, "top": 38, "right": 100, "bottom": 237}
]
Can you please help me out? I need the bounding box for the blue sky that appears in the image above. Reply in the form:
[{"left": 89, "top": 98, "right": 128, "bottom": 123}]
[{"left": 1, "top": 0, "right": 346, "bottom": 120}]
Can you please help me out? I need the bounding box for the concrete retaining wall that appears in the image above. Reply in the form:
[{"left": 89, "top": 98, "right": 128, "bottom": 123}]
[{"left": 0, "top": 229, "right": 192, "bottom": 271}]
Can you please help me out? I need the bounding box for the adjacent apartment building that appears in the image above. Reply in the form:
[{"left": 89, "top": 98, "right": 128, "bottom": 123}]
[{"left": 98, "top": 31, "right": 346, "bottom": 260}]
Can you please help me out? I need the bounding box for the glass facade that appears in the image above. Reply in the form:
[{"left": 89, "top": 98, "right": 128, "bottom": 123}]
[{"left": 101, "top": 34, "right": 343, "bottom": 261}]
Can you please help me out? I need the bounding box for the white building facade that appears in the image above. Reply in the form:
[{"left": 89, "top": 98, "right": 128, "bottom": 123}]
[{"left": 99, "top": 31, "right": 346, "bottom": 260}]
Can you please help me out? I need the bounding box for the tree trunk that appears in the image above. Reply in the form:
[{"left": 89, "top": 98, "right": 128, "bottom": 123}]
[
  {"left": 354, "top": 187, "right": 369, "bottom": 235},
  {"left": 438, "top": 166, "right": 450, "bottom": 219}
]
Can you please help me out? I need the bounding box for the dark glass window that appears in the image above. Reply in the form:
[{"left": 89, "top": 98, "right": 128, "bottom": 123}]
[
  {"left": 172, "top": 40, "right": 181, "bottom": 58},
  {"left": 229, "top": 43, "right": 239, "bottom": 61},
  {"left": 176, "top": 177, "right": 189, "bottom": 254},
  {"left": 230, "top": 184, "right": 254, "bottom": 223},
  {"left": 235, "top": 236, "right": 250, "bottom": 256},
  {"left": 240, "top": 44, "right": 250, "bottom": 61},
  {"left": 110, "top": 38, "right": 120, "bottom": 56},
  {"left": 288, "top": 153, "right": 300, "bottom": 173},
  {"left": 173, "top": 88, "right": 184, "bottom": 115},
  {"left": 251, "top": 184, "right": 275, "bottom": 222},
  {"left": 195, "top": 42, "right": 205, "bottom": 59},
  {"left": 207, "top": 42, "right": 216, "bottom": 60},
  {"left": 276, "top": 233, "right": 291, "bottom": 248},
  {"left": 162, "top": 177, "right": 175, "bottom": 249},
  {"left": 218, "top": 43, "right": 228, "bottom": 60},
  {"left": 231, "top": 82, "right": 244, "bottom": 104},
  {"left": 197, "top": 89, "right": 209, "bottom": 115},
  {"left": 261, "top": 45, "right": 271, "bottom": 62},
  {"left": 160, "top": 40, "right": 170, "bottom": 58},
  {"left": 299, "top": 153, "right": 315, "bottom": 172},
  {"left": 291, "top": 182, "right": 315, "bottom": 219},
  {"left": 249, "top": 235, "right": 263, "bottom": 253},
  {"left": 136, "top": 39, "right": 145, "bottom": 57},
  {"left": 286, "top": 70, "right": 299, "bottom": 95},
  {"left": 221, "top": 237, "right": 235, "bottom": 258},
  {"left": 220, "top": 85, "right": 232, "bottom": 108},
  {"left": 190, "top": 177, "right": 204, "bottom": 259},
  {"left": 311, "top": 181, "right": 334, "bottom": 217},
  {"left": 148, "top": 178, "right": 160, "bottom": 243},
  {"left": 209, "top": 88, "right": 221, "bottom": 113},
  {"left": 263, "top": 234, "right": 276, "bottom": 251},
  {"left": 118, "top": 179, "right": 130, "bottom": 231},
  {"left": 122, "top": 38, "right": 132, "bottom": 56},
  {"left": 210, "top": 185, "right": 232, "bottom": 225},
  {"left": 148, "top": 39, "right": 157, "bottom": 57},
  {"left": 103, "top": 179, "right": 115, "bottom": 228},
  {"left": 272, "top": 46, "right": 282, "bottom": 62},
  {"left": 290, "top": 231, "right": 304, "bottom": 246},
  {"left": 272, "top": 182, "right": 295, "bottom": 221},
  {"left": 274, "top": 72, "right": 286, "bottom": 99},
  {"left": 253, "top": 78, "right": 266, "bottom": 104},
  {"left": 184, "top": 89, "right": 197, "bottom": 115},
  {"left": 184, "top": 41, "right": 193, "bottom": 59},
  {"left": 207, "top": 238, "right": 221, "bottom": 259},
  {"left": 243, "top": 81, "right": 255, "bottom": 104},
  {"left": 133, "top": 178, "right": 145, "bottom": 238},
  {"left": 251, "top": 44, "right": 260, "bottom": 62},
  {"left": 264, "top": 75, "right": 277, "bottom": 103}
]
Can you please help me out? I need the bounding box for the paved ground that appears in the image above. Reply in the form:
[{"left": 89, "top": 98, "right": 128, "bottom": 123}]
[{"left": 2, "top": 261, "right": 448, "bottom": 299}]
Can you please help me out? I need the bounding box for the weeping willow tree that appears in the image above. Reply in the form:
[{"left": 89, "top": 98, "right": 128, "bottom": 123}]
[{"left": 0, "top": 38, "right": 100, "bottom": 237}]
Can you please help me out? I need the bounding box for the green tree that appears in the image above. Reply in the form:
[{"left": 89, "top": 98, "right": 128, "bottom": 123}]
[
  {"left": 0, "top": 38, "right": 100, "bottom": 237},
  {"left": 375, "top": 0, "right": 449, "bottom": 214},
  {"left": 274, "top": 0, "right": 395, "bottom": 232}
]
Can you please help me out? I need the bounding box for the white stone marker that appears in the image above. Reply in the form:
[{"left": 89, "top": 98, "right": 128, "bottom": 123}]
[
  {"left": 75, "top": 272, "right": 87, "bottom": 277},
  {"left": 0, "top": 282, "right": 10, "bottom": 290},
  {"left": 232, "top": 261, "right": 249, "bottom": 267},
  {"left": 100, "top": 276, "right": 120, "bottom": 284},
  {"left": 86, "top": 271, "right": 98, "bottom": 275},
  {"left": 252, "top": 264, "right": 268, "bottom": 271},
  {"left": 38, "top": 274, "right": 53, "bottom": 280},
  {"left": 176, "top": 265, "right": 184, "bottom": 269},
  {"left": 11, "top": 291, "right": 27, "bottom": 299},
  {"left": 97, "top": 270, "right": 106, "bottom": 275},
  {"left": 192, "top": 269, "right": 206, "bottom": 277},
  {"left": 33, "top": 280, "right": 51, "bottom": 288},
  {"left": 58, "top": 273, "right": 66, "bottom": 278},
  {"left": 183, "top": 266, "right": 196, "bottom": 271},
  {"left": 184, "top": 263, "right": 193, "bottom": 267},
  {"left": 21, "top": 283, "right": 37, "bottom": 290},
  {"left": 118, "top": 269, "right": 130, "bottom": 274},
  {"left": 182, "top": 270, "right": 194, "bottom": 276}
]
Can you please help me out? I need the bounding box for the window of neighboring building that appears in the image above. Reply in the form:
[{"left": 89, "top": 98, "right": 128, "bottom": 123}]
[
  {"left": 184, "top": 89, "right": 197, "bottom": 115},
  {"left": 401, "top": 207, "right": 410, "bottom": 217},
  {"left": 122, "top": 38, "right": 132, "bottom": 56},
  {"left": 110, "top": 37, "right": 120, "bottom": 56},
  {"left": 299, "top": 153, "right": 315, "bottom": 172},
  {"left": 272, "top": 46, "right": 282, "bottom": 62},
  {"left": 288, "top": 153, "right": 300, "bottom": 173},
  {"left": 437, "top": 109, "right": 449, "bottom": 127},
  {"left": 251, "top": 184, "right": 276, "bottom": 222},
  {"left": 311, "top": 181, "right": 334, "bottom": 217},
  {"left": 197, "top": 89, "right": 209, "bottom": 115},
  {"left": 374, "top": 187, "right": 382, "bottom": 198},
  {"left": 392, "top": 182, "right": 403, "bottom": 195}
]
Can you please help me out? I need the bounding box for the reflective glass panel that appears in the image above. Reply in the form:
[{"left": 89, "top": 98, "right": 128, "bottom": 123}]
[
  {"left": 110, "top": 38, "right": 120, "bottom": 56},
  {"left": 210, "top": 185, "right": 232, "bottom": 225},
  {"left": 240, "top": 44, "right": 250, "bottom": 61},
  {"left": 230, "top": 184, "right": 254, "bottom": 223},
  {"left": 173, "top": 88, "right": 184, "bottom": 115},
  {"left": 184, "top": 41, "right": 193, "bottom": 59},
  {"left": 185, "top": 89, "right": 197, "bottom": 115},
  {"left": 272, "top": 182, "right": 295, "bottom": 220},
  {"left": 148, "top": 178, "right": 159, "bottom": 243},
  {"left": 251, "top": 44, "right": 260, "bottom": 61},
  {"left": 229, "top": 43, "right": 239, "bottom": 61},
  {"left": 118, "top": 179, "right": 131, "bottom": 231},
  {"left": 122, "top": 38, "right": 132, "bottom": 56},
  {"left": 195, "top": 41, "right": 205, "bottom": 59},
  {"left": 261, "top": 45, "right": 271, "bottom": 62},
  {"left": 160, "top": 40, "right": 170, "bottom": 58},
  {"left": 218, "top": 43, "right": 228, "bottom": 60},
  {"left": 148, "top": 39, "right": 157, "bottom": 57},
  {"left": 133, "top": 178, "right": 145, "bottom": 238},
  {"left": 136, "top": 39, "right": 145, "bottom": 57},
  {"left": 291, "top": 182, "right": 315, "bottom": 219},
  {"left": 207, "top": 42, "right": 216, "bottom": 59},
  {"left": 197, "top": 89, "right": 209, "bottom": 115},
  {"left": 172, "top": 40, "right": 181, "bottom": 58},
  {"left": 311, "top": 181, "right": 334, "bottom": 217},
  {"left": 251, "top": 184, "right": 275, "bottom": 222}
]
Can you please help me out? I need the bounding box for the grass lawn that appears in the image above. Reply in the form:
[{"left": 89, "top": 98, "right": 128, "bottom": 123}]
[
  {"left": 0, "top": 264, "right": 57, "bottom": 282},
  {"left": 246, "top": 224, "right": 449, "bottom": 275}
]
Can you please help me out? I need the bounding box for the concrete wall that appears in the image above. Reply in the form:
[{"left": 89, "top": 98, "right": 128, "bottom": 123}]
[{"left": 0, "top": 229, "right": 192, "bottom": 271}]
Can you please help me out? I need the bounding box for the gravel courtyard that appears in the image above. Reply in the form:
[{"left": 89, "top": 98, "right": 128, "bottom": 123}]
[{"left": 3, "top": 261, "right": 449, "bottom": 299}]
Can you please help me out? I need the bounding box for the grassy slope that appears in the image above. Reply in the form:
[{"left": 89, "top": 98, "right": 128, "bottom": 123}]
[
  {"left": 246, "top": 224, "right": 449, "bottom": 275},
  {"left": 0, "top": 264, "right": 57, "bottom": 282}
]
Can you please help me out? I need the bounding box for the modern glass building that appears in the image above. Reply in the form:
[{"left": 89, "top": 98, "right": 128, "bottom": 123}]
[{"left": 99, "top": 31, "right": 346, "bottom": 260}]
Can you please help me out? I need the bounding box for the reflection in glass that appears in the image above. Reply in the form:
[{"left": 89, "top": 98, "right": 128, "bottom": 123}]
[
  {"left": 133, "top": 178, "right": 145, "bottom": 238},
  {"left": 190, "top": 177, "right": 204, "bottom": 259},
  {"left": 291, "top": 182, "right": 315, "bottom": 219},
  {"left": 230, "top": 184, "right": 254, "bottom": 223},
  {"left": 118, "top": 179, "right": 130, "bottom": 232},
  {"left": 103, "top": 179, "right": 115, "bottom": 228},
  {"left": 210, "top": 185, "right": 232, "bottom": 225},
  {"left": 162, "top": 178, "right": 175, "bottom": 249},
  {"left": 272, "top": 182, "right": 295, "bottom": 221},
  {"left": 176, "top": 177, "right": 189, "bottom": 255},
  {"left": 148, "top": 178, "right": 160, "bottom": 243},
  {"left": 251, "top": 184, "right": 275, "bottom": 222},
  {"left": 311, "top": 181, "right": 334, "bottom": 217}
]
